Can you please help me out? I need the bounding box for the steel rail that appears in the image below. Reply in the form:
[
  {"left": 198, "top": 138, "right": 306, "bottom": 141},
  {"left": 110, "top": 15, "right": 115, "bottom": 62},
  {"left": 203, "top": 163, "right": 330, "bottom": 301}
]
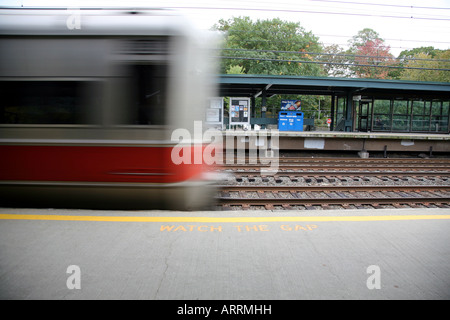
[
  {"left": 217, "top": 196, "right": 449, "bottom": 207},
  {"left": 217, "top": 157, "right": 450, "bottom": 209},
  {"left": 222, "top": 164, "right": 450, "bottom": 170},
  {"left": 228, "top": 170, "right": 450, "bottom": 177},
  {"left": 219, "top": 185, "right": 450, "bottom": 192},
  {"left": 223, "top": 157, "right": 450, "bottom": 164}
]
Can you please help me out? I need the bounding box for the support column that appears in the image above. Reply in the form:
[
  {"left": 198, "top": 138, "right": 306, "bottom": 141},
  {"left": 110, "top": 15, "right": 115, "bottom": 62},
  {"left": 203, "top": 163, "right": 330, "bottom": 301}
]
[
  {"left": 261, "top": 88, "right": 267, "bottom": 119},
  {"left": 330, "top": 94, "right": 335, "bottom": 131},
  {"left": 345, "top": 91, "right": 354, "bottom": 132},
  {"left": 251, "top": 96, "right": 256, "bottom": 129},
  {"left": 251, "top": 96, "right": 256, "bottom": 118}
]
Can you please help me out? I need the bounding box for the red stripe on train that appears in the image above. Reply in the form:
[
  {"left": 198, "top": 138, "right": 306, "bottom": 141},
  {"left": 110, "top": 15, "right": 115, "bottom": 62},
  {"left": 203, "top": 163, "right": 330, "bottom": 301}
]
[{"left": 0, "top": 145, "right": 210, "bottom": 184}]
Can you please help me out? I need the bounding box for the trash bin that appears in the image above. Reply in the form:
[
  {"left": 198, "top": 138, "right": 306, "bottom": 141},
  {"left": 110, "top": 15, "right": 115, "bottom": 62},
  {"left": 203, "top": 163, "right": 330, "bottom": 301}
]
[
  {"left": 294, "top": 112, "right": 304, "bottom": 131},
  {"left": 278, "top": 112, "right": 290, "bottom": 131},
  {"left": 278, "top": 111, "right": 303, "bottom": 131}
]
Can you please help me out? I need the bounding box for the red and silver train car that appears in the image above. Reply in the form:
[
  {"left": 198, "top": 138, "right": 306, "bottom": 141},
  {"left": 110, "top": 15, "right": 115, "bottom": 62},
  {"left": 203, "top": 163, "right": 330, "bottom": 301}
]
[{"left": 0, "top": 8, "right": 219, "bottom": 210}]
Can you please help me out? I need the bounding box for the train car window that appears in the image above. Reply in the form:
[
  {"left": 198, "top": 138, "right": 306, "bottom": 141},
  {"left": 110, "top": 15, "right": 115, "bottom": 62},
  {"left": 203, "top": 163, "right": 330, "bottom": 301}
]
[
  {"left": 0, "top": 81, "right": 86, "bottom": 124},
  {"left": 127, "top": 64, "right": 167, "bottom": 125}
]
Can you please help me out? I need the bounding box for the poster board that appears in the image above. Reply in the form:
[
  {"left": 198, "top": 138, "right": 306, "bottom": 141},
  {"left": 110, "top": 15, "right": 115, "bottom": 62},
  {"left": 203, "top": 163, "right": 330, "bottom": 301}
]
[
  {"left": 205, "top": 97, "right": 224, "bottom": 128},
  {"left": 281, "top": 99, "right": 301, "bottom": 111},
  {"left": 229, "top": 97, "right": 251, "bottom": 126}
]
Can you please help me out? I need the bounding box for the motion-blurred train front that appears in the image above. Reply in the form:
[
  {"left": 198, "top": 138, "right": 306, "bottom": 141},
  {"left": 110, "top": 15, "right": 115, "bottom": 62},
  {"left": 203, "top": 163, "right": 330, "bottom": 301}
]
[{"left": 0, "top": 8, "right": 219, "bottom": 210}]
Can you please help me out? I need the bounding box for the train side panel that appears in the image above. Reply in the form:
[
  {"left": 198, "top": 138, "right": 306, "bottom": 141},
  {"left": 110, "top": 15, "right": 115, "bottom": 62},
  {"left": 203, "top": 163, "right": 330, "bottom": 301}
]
[{"left": 0, "top": 9, "right": 218, "bottom": 210}]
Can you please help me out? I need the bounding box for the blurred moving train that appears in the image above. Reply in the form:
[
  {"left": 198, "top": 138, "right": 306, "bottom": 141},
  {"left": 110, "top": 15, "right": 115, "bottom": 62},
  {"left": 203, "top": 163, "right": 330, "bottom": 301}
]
[{"left": 0, "top": 8, "right": 219, "bottom": 210}]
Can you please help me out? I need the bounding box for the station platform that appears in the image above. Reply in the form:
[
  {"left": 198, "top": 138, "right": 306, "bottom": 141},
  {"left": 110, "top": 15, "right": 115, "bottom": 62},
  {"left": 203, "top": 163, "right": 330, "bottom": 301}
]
[
  {"left": 1, "top": 207, "right": 449, "bottom": 300},
  {"left": 222, "top": 129, "right": 450, "bottom": 154}
]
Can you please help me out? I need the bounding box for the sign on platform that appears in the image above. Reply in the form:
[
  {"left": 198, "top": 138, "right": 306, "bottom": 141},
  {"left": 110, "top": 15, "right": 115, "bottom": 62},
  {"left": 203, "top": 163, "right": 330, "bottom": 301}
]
[
  {"left": 205, "top": 97, "right": 224, "bottom": 129},
  {"left": 281, "top": 100, "right": 301, "bottom": 111},
  {"left": 229, "top": 97, "right": 251, "bottom": 126}
]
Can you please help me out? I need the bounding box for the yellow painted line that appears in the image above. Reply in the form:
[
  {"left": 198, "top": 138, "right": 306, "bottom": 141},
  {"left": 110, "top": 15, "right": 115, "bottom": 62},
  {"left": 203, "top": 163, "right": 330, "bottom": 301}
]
[{"left": 0, "top": 214, "right": 450, "bottom": 223}]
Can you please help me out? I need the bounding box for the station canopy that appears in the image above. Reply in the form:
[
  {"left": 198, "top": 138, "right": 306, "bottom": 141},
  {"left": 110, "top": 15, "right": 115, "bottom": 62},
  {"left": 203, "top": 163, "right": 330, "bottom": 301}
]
[{"left": 218, "top": 74, "right": 450, "bottom": 98}]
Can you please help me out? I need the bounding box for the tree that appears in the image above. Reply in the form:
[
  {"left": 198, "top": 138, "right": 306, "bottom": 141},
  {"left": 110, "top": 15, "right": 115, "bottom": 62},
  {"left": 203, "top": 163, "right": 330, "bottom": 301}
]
[
  {"left": 212, "top": 17, "right": 327, "bottom": 118},
  {"left": 389, "top": 46, "right": 442, "bottom": 80},
  {"left": 226, "top": 65, "right": 245, "bottom": 75},
  {"left": 400, "top": 50, "right": 450, "bottom": 82},
  {"left": 435, "top": 50, "right": 450, "bottom": 82},
  {"left": 213, "top": 17, "right": 325, "bottom": 76},
  {"left": 398, "top": 46, "right": 442, "bottom": 60},
  {"left": 348, "top": 28, "right": 382, "bottom": 51},
  {"left": 347, "top": 28, "right": 395, "bottom": 79},
  {"left": 322, "top": 44, "right": 352, "bottom": 77},
  {"left": 354, "top": 38, "right": 394, "bottom": 79}
]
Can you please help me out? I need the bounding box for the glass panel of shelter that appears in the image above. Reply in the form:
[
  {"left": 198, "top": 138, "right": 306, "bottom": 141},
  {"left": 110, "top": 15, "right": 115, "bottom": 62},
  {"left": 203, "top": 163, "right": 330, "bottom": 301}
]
[
  {"left": 412, "top": 100, "right": 430, "bottom": 132},
  {"left": 392, "top": 100, "right": 410, "bottom": 132},
  {"left": 353, "top": 98, "right": 449, "bottom": 133},
  {"left": 333, "top": 96, "right": 449, "bottom": 134},
  {"left": 334, "top": 97, "right": 346, "bottom": 130},
  {"left": 372, "top": 99, "right": 391, "bottom": 132},
  {"left": 431, "top": 100, "right": 449, "bottom": 133}
]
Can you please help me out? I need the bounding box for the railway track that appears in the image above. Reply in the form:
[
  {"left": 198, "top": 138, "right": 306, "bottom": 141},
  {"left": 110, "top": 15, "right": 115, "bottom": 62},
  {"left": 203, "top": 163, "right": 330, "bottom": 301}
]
[
  {"left": 215, "top": 157, "right": 450, "bottom": 210},
  {"left": 230, "top": 170, "right": 450, "bottom": 178},
  {"left": 223, "top": 157, "right": 450, "bottom": 177},
  {"left": 224, "top": 156, "right": 450, "bottom": 164}
]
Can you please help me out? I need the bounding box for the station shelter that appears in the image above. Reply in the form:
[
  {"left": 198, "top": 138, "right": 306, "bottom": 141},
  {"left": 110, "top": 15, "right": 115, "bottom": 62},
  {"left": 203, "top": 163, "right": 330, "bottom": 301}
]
[{"left": 217, "top": 74, "right": 450, "bottom": 134}]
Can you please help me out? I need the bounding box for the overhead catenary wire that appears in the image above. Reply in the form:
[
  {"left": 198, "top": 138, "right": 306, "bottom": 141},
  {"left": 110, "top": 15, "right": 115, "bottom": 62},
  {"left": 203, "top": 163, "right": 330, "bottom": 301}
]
[
  {"left": 218, "top": 55, "right": 450, "bottom": 72},
  {"left": 214, "top": 28, "right": 450, "bottom": 50},
  {"left": 176, "top": 2, "right": 450, "bottom": 67},
  {"left": 316, "top": 33, "right": 450, "bottom": 46},
  {"left": 215, "top": 37, "right": 447, "bottom": 53},
  {"left": 307, "top": 0, "right": 450, "bottom": 11},
  {"left": 220, "top": 48, "right": 450, "bottom": 63},
  {"left": 213, "top": 31, "right": 450, "bottom": 53},
  {"left": 320, "top": 42, "right": 448, "bottom": 52},
  {"left": 234, "top": 0, "right": 450, "bottom": 11},
  {"left": 214, "top": 0, "right": 450, "bottom": 12},
  {"left": 187, "top": 2, "right": 450, "bottom": 55},
  {"left": 167, "top": 5, "right": 450, "bottom": 21},
  {"left": 163, "top": 1, "right": 450, "bottom": 48}
]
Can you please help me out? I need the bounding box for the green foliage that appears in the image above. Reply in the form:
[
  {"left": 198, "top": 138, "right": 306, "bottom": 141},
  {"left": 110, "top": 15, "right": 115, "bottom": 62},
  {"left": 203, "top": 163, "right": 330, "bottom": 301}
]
[
  {"left": 348, "top": 28, "right": 383, "bottom": 52},
  {"left": 213, "top": 18, "right": 450, "bottom": 86},
  {"left": 213, "top": 16, "right": 325, "bottom": 77},
  {"left": 390, "top": 47, "right": 444, "bottom": 80},
  {"left": 322, "top": 44, "right": 352, "bottom": 78},
  {"left": 398, "top": 47, "right": 442, "bottom": 59},
  {"left": 400, "top": 50, "right": 450, "bottom": 82},
  {"left": 226, "top": 65, "right": 245, "bottom": 74}
]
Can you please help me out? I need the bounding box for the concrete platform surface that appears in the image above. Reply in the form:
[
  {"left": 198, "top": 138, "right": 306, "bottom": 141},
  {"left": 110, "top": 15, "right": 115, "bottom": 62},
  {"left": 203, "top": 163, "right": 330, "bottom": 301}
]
[
  {"left": 226, "top": 129, "right": 450, "bottom": 141},
  {"left": 0, "top": 207, "right": 449, "bottom": 300}
]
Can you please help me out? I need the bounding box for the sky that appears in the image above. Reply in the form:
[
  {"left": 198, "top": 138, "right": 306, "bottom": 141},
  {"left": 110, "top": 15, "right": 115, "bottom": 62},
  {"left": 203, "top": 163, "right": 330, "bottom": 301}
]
[{"left": 1, "top": 0, "right": 450, "bottom": 56}]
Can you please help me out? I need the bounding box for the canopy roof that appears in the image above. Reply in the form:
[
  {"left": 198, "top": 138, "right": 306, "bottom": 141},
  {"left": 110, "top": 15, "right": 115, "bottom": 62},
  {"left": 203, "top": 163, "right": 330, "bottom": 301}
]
[{"left": 218, "top": 74, "right": 450, "bottom": 99}]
